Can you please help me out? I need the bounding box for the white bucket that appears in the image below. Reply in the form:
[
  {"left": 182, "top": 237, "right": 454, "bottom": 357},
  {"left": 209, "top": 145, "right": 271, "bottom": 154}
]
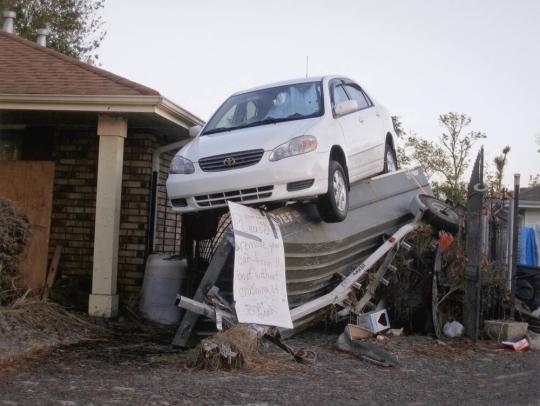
[{"left": 139, "top": 254, "right": 187, "bottom": 325}]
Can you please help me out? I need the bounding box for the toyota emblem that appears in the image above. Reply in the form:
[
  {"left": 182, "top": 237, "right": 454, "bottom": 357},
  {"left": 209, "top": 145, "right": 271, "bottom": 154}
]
[{"left": 223, "top": 157, "right": 236, "bottom": 167}]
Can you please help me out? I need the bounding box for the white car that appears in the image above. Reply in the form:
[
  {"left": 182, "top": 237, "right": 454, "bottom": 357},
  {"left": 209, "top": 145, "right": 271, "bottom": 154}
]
[{"left": 167, "top": 75, "right": 398, "bottom": 226}]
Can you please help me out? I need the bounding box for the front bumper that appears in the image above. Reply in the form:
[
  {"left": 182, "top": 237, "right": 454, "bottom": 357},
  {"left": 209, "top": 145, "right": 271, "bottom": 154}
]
[{"left": 166, "top": 151, "right": 329, "bottom": 213}]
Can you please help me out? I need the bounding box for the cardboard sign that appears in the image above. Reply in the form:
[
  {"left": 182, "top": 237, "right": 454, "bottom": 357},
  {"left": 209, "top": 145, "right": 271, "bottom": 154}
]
[{"left": 228, "top": 201, "right": 293, "bottom": 329}]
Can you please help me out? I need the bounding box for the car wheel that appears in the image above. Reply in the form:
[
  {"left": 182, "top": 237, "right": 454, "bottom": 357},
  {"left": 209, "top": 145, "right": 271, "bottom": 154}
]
[
  {"left": 418, "top": 194, "right": 460, "bottom": 235},
  {"left": 383, "top": 142, "right": 398, "bottom": 173},
  {"left": 317, "top": 160, "right": 349, "bottom": 223}
]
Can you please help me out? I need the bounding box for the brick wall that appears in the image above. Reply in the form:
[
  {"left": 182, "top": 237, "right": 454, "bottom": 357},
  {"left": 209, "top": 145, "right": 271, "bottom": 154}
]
[
  {"left": 117, "top": 133, "right": 157, "bottom": 300},
  {"left": 49, "top": 128, "right": 180, "bottom": 306},
  {"left": 49, "top": 127, "right": 98, "bottom": 280}
]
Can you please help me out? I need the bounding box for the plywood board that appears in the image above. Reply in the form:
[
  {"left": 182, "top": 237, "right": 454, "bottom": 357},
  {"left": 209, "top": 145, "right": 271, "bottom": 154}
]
[{"left": 0, "top": 161, "right": 55, "bottom": 292}]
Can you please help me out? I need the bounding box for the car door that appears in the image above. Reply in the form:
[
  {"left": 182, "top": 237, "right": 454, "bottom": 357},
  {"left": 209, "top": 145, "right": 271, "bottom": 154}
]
[
  {"left": 329, "top": 79, "right": 360, "bottom": 180},
  {"left": 341, "top": 81, "right": 384, "bottom": 178},
  {"left": 330, "top": 79, "right": 380, "bottom": 182}
]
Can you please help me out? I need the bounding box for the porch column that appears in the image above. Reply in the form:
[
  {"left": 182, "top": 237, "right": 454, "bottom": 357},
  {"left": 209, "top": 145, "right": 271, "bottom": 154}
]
[{"left": 88, "top": 115, "right": 127, "bottom": 317}]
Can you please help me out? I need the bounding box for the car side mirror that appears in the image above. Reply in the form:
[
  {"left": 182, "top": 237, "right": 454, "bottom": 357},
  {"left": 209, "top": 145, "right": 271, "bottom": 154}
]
[
  {"left": 189, "top": 125, "right": 202, "bottom": 138},
  {"left": 334, "top": 100, "right": 358, "bottom": 116}
]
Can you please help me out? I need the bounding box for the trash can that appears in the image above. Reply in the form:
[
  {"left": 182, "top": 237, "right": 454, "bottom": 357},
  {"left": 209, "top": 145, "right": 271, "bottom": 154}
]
[{"left": 139, "top": 254, "right": 187, "bottom": 325}]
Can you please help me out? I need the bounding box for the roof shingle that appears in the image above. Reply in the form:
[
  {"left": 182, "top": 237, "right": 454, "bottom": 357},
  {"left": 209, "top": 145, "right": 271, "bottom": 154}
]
[
  {"left": 0, "top": 30, "right": 160, "bottom": 96},
  {"left": 521, "top": 185, "right": 540, "bottom": 202}
]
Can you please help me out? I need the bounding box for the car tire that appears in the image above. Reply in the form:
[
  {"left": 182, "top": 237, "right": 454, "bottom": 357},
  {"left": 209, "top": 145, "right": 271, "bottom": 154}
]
[
  {"left": 418, "top": 194, "right": 460, "bottom": 235},
  {"left": 383, "top": 142, "right": 398, "bottom": 173},
  {"left": 317, "top": 160, "right": 349, "bottom": 223}
]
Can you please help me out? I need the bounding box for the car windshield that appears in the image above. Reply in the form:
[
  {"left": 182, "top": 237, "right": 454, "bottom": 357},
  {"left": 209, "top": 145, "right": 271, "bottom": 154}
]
[{"left": 202, "top": 81, "right": 324, "bottom": 135}]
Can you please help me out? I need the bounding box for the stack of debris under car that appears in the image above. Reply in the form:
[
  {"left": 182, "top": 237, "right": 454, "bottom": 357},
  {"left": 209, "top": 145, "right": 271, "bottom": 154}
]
[{"left": 166, "top": 168, "right": 468, "bottom": 367}]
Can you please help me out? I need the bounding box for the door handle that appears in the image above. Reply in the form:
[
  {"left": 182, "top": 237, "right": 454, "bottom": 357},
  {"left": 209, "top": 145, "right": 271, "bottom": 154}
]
[{"left": 358, "top": 117, "right": 364, "bottom": 124}]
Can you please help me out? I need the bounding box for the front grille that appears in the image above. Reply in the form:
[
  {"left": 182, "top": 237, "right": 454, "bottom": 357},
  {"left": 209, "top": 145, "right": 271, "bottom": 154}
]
[
  {"left": 194, "top": 186, "right": 274, "bottom": 208},
  {"left": 199, "top": 149, "right": 264, "bottom": 172}
]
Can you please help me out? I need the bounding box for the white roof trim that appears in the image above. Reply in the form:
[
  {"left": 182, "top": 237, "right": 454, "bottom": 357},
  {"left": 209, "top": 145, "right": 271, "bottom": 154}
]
[{"left": 0, "top": 94, "right": 204, "bottom": 128}]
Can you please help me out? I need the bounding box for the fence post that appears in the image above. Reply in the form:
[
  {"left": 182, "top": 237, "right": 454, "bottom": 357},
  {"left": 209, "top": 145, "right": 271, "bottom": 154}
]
[
  {"left": 464, "top": 148, "right": 485, "bottom": 340},
  {"left": 510, "top": 174, "right": 520, "bottom": 319}
]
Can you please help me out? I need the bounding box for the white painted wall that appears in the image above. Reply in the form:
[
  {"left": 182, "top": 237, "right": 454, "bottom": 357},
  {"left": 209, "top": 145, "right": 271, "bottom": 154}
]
[{"left": 524, "top": 208, "right": 540, "bottom": 227}]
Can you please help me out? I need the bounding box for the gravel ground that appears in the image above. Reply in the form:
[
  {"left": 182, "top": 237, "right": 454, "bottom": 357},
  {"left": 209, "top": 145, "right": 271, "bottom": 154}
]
[{"left": 1, "top": 325, "right": 540, "bottom": 406}]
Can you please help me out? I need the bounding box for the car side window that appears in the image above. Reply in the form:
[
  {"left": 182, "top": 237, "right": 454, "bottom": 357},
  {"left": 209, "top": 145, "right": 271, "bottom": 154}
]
[
  {"left": 343, "top": 84, "right": 370, "bottom": 110},
  {"left": 331, "top": 81, "right": 349, "bottom": 113}
]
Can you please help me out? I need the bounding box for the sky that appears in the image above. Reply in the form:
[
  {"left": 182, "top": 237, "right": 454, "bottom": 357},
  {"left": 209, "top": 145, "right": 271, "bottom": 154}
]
[{"left": 98, "top": 0, "right": 540, "bottom": 187}]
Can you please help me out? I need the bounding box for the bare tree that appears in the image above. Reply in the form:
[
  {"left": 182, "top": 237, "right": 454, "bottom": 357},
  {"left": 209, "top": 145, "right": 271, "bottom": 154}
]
[
  {"left": 405, "top": 113, "right": 486, "bottom": 204},
  {"left": 492, "top": 146, "right": 511, "bottom": 192}
]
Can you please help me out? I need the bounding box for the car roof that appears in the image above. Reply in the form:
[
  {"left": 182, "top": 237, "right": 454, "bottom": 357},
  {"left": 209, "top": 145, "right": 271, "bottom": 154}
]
[{"left": 233, "top": 75, "right": 344, "bottom": 95}]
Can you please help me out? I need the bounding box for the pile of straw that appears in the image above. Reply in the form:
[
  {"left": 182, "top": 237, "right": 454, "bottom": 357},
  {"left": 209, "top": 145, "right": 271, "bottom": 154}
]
[
  {"left": 194, "top": 324, "right": 261, "bottom": 370},
  {"left": 0, "top": 300, "right": 105, "bottom": 363},
  {"left": 0, "top": 198, "right": 32, "bottom": 305}
]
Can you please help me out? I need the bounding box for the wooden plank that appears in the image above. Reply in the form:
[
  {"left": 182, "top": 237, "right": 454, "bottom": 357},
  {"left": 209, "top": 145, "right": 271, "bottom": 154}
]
[
  {"left": 42, "top": 245, "right": 62, "bottom": 300},
  {"left": 0, "top": 161, "right": 55, "bottom": 293},
  {"left": 172, "top": 236, "right": 233, "bottom": 347}
]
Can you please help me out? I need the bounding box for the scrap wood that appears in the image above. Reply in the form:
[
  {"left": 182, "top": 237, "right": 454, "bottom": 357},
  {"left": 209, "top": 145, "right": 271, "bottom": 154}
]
[
  {"left": 41, "top": 245, "right": 62, "bottom": 300},
  {"left": 173, "top": 236, "right": 233, "bottom": 347}
]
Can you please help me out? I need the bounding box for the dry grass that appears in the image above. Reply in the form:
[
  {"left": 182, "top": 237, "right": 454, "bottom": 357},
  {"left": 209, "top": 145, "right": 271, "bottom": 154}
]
[
  {"left": 0, "top": 299, "right": 106, "bottom": 364},
  {"left": 193, "top": 324, "right": 262, "bottom": 370},
  {"left": 0, "top": 197, "right": 32, "bottom": 306}
]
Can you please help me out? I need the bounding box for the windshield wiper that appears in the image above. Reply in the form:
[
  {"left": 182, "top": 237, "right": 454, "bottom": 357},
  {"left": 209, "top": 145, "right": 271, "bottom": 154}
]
[
  {"left": 203, "top": 117, "right": 285, "bottom": 135},
  {"left": 202, "top": 127, "right": 232, "bottom": 135},
  {"left": 202, "top": 114, "right": 312, "bottom": 135}
]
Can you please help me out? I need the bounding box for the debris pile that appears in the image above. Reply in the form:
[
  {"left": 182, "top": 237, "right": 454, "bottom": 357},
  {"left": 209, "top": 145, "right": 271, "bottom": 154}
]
[
  {"left": 175, "top": 194, "right": 464, "bottom": 369},
  {"left": 194, "top": 324, "right": 261, "bottom": 370},
  {"left": 0, "top": 299, "right": 105, "bottom": 364},
  {"left": 0, "top": 197, "right": 32, "bottom": 306}
]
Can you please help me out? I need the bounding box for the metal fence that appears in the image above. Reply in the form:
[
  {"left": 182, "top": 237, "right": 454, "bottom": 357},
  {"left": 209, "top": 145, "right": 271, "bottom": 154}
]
[{"left": 465, "top": 148, "right": 514, "bottom": 339}]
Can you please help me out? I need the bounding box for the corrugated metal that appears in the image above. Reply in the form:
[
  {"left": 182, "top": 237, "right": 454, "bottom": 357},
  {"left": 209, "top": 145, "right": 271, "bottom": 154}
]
[{"left": 213, "top": 167, "right": 431, "bottom": 333}]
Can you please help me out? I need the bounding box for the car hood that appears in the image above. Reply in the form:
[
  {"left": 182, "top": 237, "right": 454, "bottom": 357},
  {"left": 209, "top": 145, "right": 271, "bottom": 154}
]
[{"left": 180, "top": 118, "right": 319, "bottom": 161}]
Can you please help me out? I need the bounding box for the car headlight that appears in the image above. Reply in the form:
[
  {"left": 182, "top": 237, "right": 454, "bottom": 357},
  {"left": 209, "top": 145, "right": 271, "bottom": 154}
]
[
  {"left": 170, "top": 155, "right": 195, "bottom": 174},
  {"left": 269, "top": 135, "right": 318, "bottom": 162}
]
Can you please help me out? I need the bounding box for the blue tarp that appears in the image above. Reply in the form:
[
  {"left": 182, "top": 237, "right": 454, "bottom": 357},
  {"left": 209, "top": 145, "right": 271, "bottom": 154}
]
[{"left": 520, "top": 227, "right": 538, "bottom": 267}]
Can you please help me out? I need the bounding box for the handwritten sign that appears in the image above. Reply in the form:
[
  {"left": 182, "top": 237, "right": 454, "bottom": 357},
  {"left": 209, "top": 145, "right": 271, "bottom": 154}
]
[{"left": 228, "top": 201, "right": 293, "bottom": 329}]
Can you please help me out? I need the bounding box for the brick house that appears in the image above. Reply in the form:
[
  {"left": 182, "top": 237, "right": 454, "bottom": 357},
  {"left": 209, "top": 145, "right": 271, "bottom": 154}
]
[{"left": 0, "top": 27, "right": 202, "bottom": 317}]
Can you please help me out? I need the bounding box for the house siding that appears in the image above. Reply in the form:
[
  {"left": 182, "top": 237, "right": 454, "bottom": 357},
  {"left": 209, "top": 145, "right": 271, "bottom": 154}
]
[{"left": 524, "top": 208, "right": 540, "bottom": 227}]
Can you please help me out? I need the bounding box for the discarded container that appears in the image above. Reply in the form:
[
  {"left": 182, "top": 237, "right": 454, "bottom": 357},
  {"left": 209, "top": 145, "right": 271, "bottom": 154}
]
[
  {"left": 140, "top": 254, "right": 187, "bottom": 325},
  {"left": 389, "top": 328, "right": 404, "bottom": 336},
  {"left": 484, "top": 320, "right": 528, "bottom": 342},
  {"left": 345, "top": 324, "right": 373, "bottom": 340},
  {"left": 356, "top": 309, "right": 390, "bottom": 334},
  {"left": 443, "top": 321, "right": 464, "bottom": 338},
  {"left": 502, "top": 338, "right": 529, "bottom": 352}
]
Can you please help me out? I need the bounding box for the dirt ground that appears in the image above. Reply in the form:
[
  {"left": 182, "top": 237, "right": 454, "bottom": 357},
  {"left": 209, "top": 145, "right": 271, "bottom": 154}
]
[{"left": 1, "top": 322, "right": 540, "bottom": 406}]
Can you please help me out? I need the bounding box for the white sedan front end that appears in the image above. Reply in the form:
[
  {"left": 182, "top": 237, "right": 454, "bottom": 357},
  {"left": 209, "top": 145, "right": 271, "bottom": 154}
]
[{"left": 166, "top": 148, "right": 329, "bottom": 213}]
